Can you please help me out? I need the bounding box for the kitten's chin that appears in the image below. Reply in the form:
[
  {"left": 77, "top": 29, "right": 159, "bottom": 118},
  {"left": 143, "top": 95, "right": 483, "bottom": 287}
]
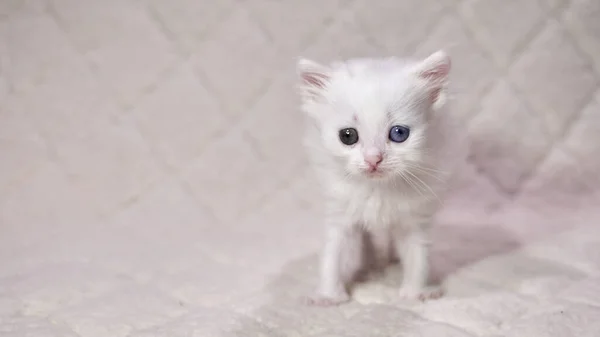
[
  {"left": 345, "top": 166, "right": 392, "bottom": 181},
  {"left": 360, "top": 169, "right": 391, "bottom": 181}
]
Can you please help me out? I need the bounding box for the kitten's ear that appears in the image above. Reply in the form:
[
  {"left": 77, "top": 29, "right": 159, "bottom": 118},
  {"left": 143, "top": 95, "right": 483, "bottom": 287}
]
[
  {"left": 413, "top": 50, "right": 451, "bottom": 84},
  {"left": 412, "top": 50, "right": 451, "bottom": 108},
  {"left": 296, "top": 58, "right": 331, "bottom": 101}
]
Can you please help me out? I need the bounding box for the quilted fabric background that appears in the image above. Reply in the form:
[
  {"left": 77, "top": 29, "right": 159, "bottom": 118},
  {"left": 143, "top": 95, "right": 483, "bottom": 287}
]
[{"left": 1, "top": 0, "right": 600, "bottom": 336}]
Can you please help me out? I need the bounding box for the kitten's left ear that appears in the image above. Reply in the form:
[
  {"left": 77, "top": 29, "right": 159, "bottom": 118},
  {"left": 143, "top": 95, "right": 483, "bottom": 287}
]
[
  {"left": 296, "top": 58, "right": 331, "bottom": 102},
  {"left": 412, "top": 50, "right": 451, "bottom": 108}
]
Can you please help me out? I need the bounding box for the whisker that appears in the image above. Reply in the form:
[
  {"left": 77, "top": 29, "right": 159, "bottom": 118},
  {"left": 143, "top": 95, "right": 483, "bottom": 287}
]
[
  {"left": 398, "top": 171, "right": 423, "bottom": 197},
  {"left": 407, "top": 164, "right": 447, "bottom": 175},
  {"left": 405, "top": 170, "right": 442, "bottom": 204},
  {"left": 404, "top": 164, "right": 445, "bottom": 182}
]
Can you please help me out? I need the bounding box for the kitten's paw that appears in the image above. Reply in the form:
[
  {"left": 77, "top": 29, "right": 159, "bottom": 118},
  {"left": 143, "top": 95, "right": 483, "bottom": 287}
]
[
  {"left": 303, "top": 292, "right": 350, "bottom": 307},
  {"left": 398, "top": 285, "right": 444, "bottom": 302}
]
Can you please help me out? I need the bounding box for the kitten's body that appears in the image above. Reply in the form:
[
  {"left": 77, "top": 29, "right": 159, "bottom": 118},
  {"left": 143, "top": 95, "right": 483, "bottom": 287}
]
[{"left": 297, "top": 52, "right": 465, "bottom": 305}]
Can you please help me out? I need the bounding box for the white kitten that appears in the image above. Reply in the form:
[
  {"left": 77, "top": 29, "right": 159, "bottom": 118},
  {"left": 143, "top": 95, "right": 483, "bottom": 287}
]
[{"left": 296, "top": 51, "right": 465, "bottom": 306}]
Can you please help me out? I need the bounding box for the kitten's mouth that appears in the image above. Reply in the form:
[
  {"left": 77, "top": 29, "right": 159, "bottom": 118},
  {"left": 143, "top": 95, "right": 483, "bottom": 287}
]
[{"left": 364, "top": 168, "right": 386, "bottom": 178}]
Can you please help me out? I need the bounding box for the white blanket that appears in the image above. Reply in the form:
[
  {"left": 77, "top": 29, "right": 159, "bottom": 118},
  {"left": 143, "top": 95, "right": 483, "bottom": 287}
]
[{"left": 1, "top": 0, "right": 600, "bottom": 336}]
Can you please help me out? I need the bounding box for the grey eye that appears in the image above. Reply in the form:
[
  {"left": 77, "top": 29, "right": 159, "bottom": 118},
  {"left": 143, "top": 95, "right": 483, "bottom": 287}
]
[
  {"left": 339, "top": 128, "right": 359, "bottom": 145},
  {"left": 389, "top": 125, "right": 410, "bottom": 143}
]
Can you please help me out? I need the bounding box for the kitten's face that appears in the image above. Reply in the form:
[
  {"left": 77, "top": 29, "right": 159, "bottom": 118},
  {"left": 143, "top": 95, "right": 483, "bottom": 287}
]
[{"left": 298, "top": 52, "right": 450, "bottom": 182}]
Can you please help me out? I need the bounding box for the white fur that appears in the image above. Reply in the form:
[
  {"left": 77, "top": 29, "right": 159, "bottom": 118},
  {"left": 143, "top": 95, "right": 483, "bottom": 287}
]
[{"left": 296, "top": 51, "right": 466, "bottom": 305}]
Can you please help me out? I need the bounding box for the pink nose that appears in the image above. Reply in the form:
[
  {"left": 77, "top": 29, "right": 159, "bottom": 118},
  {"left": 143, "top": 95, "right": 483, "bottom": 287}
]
[{"left": 364, "top": 153, "right": 383, "bottom": 168}]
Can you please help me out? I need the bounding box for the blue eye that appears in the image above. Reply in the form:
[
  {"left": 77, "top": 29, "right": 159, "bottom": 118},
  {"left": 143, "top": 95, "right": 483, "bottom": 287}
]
[{"left": 389, "top": 125, "right": 410, "bottom": 143}]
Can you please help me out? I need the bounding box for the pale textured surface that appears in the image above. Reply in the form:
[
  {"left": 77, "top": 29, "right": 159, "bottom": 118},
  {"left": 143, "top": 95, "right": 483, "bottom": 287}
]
[{"left": 1, "top": 1, "right": 600, "bottom": 336}]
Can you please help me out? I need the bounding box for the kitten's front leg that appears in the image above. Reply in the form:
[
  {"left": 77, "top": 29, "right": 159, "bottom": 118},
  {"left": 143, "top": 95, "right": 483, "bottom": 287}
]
[
  {"left": 306, "top": 223, "right": 362, "bottom": 306},
  {"left": 397, "top": 229, "right": 443, "bottom": 301}
]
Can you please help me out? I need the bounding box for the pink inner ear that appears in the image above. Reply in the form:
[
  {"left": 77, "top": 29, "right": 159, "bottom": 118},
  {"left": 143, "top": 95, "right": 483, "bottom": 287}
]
[
  {"left": 430, "top": 88, "right": 441, "bottom": 103},
  {"left": 419, "top": 62, "right": 449, "bottom": 104},
  {"left": 301, "top": 71, "right": 329, "bottom": 88},
  {"left": 420, "top": 63, "right": 450, "bottom": 82}
]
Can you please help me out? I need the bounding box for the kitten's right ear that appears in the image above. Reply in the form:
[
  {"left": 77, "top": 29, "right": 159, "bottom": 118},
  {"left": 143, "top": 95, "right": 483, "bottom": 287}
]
[
  {"left": 411, "top": 50, "right": 451, "bottom": 110},
  {"left": 296, "top": 58, "right": 331, "bottom": 101}
]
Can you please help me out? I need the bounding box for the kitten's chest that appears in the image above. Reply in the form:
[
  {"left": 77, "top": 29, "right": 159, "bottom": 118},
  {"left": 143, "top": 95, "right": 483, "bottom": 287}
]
[{"left": 342, "top": 185, "right": 410, "bottom": 227}]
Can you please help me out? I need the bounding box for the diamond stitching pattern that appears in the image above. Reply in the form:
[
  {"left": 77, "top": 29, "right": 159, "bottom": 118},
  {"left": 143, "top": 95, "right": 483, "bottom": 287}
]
[{"left": 2, "top": 0, "right": 600, "bottom": 335}]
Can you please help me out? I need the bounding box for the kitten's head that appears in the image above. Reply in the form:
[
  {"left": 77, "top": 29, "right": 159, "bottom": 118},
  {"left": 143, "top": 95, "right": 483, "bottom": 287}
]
[{"left": 297, "top": 51, "right": 451, "bottom": 182}]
